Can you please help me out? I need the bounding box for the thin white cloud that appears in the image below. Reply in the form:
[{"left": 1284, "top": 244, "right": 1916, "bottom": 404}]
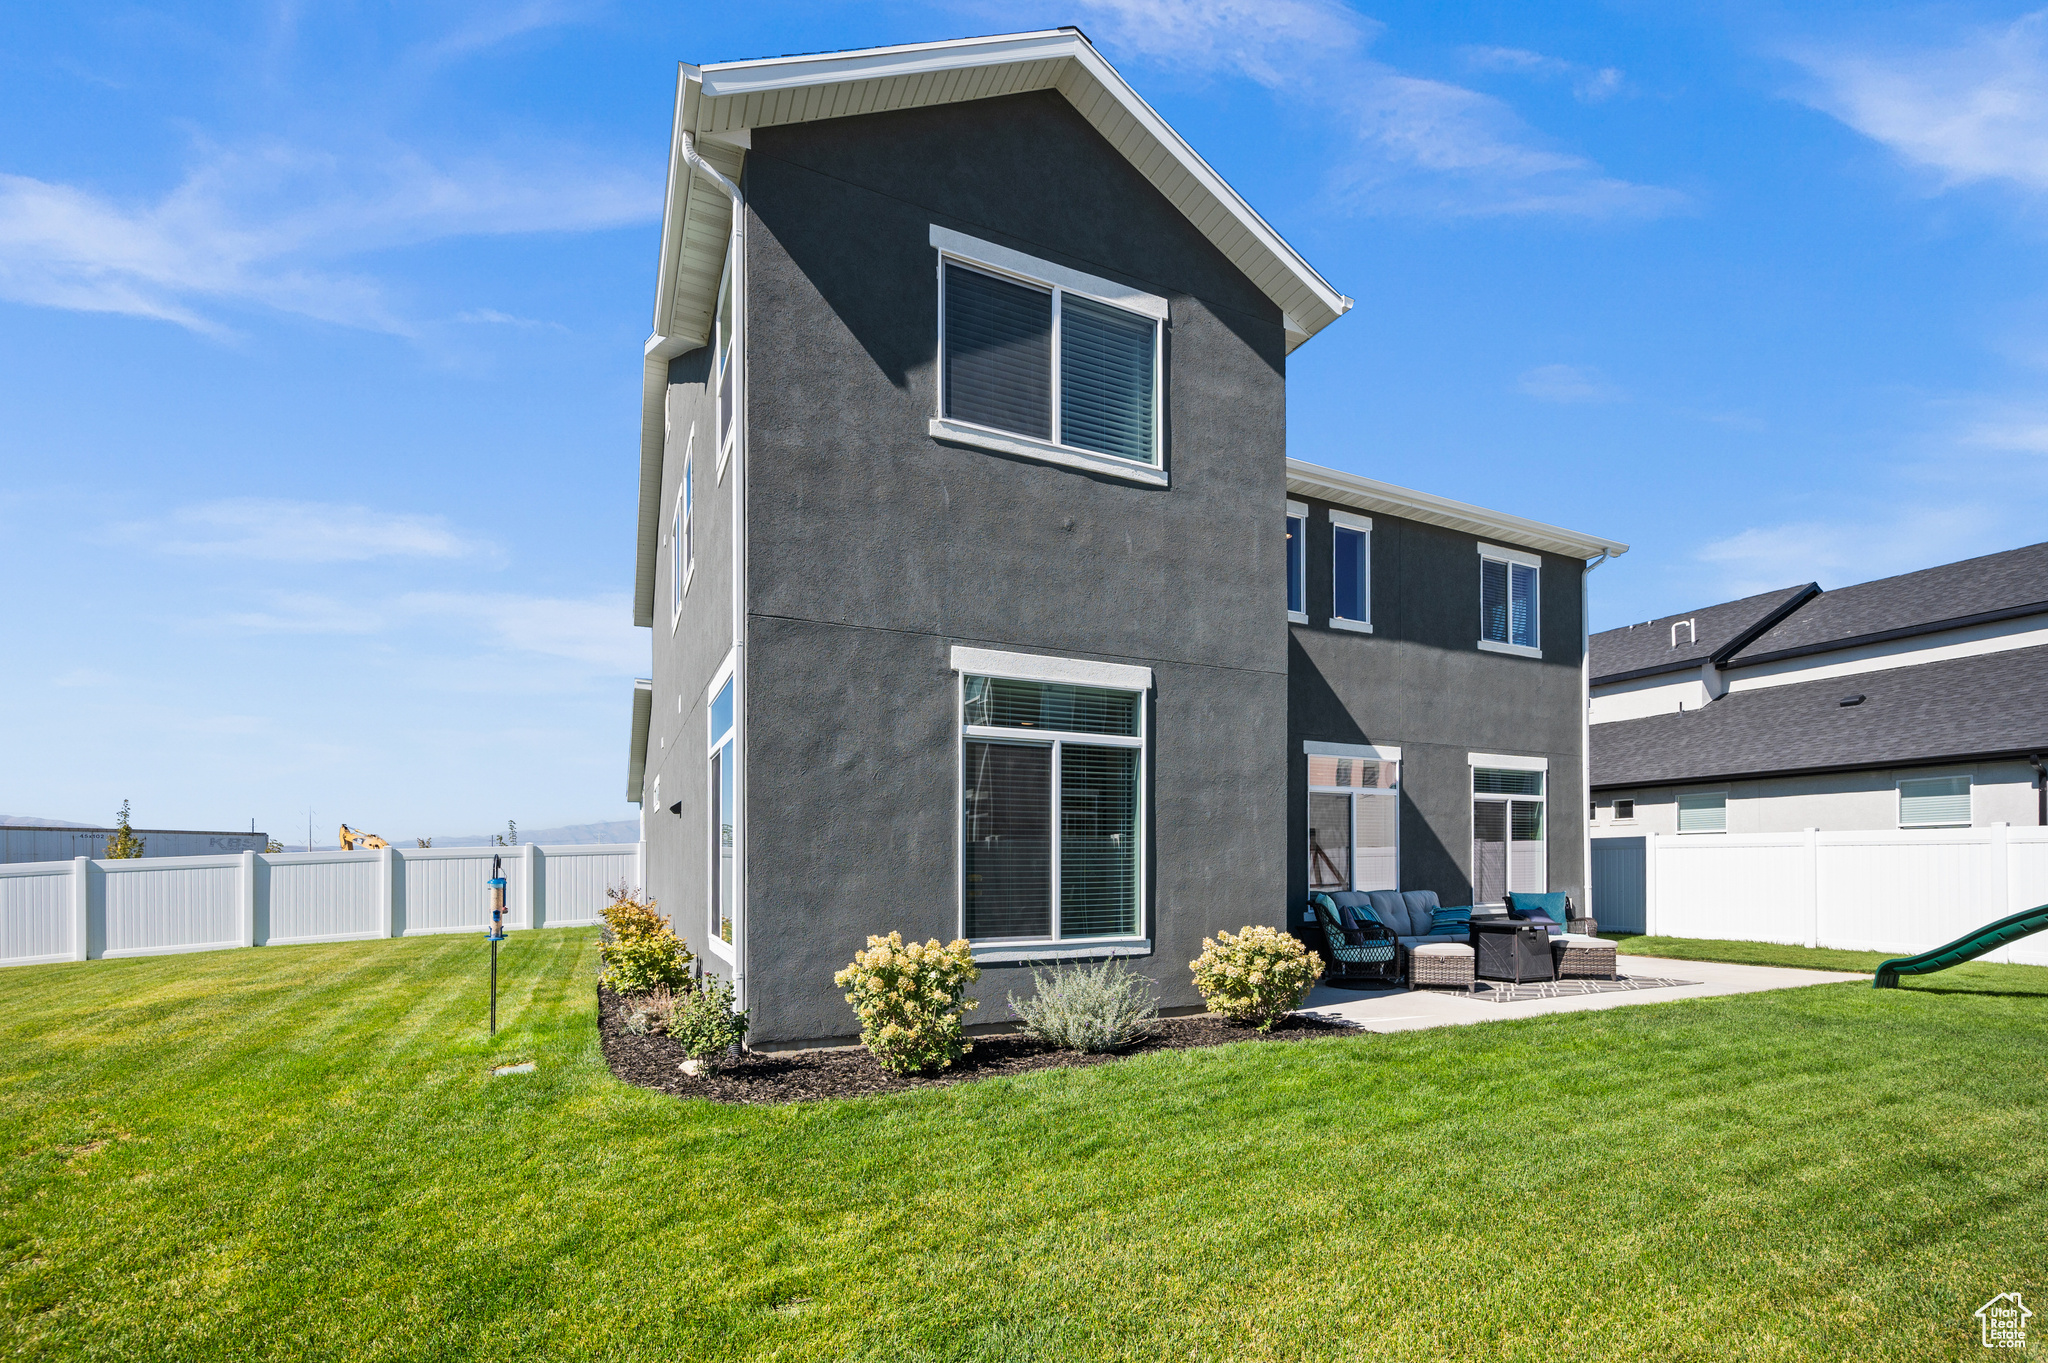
[
  {"left": 1463, "top": 46, "right": 1626, "bottom": 103},
  {"left": 456, "top": 307, "right": 565, "bottom": 330},
  {"left": 138, "top": 499, "right": 482, "bottom": 562},
  {"left": 223, "top": 592, "right": 386, "bottom": 634},
  {"left": 1693, "top": 505, "right": 1999, "bottom": 598},
  {"left": 1067, "top": 0, "right": 1681, "bottom": 218},
  {"left": 1792, "top": 11, "right": 2048, "bottom": 193},
  {"left": 213, "top": 589, "right": 640, "bottom": 672},
  {"left": 1516, "top": 363, "right": 1624, "bottom": 404}
]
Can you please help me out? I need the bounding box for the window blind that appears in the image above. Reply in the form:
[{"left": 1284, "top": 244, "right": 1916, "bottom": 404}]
[
  {"left": 1286, "top": 514, "right": 1305, "bottom": 614},
  {"left": 1676, "top": 793, "right": 1726, "bottom": 833},
  {"left": 1333, "top": 526, "right": 1367, "bottom": 621},
  {"left": 964, "top": 677, "right": 1137, "bottom": 736},
  {"left": 1058, "top": 745, "right": 1139, "bottom": 937},
  {"left": 943, "top": 264, "right": 1052, "bottom": 439},
  {"left": 1059, "top": 294, "right": 1155, "bottom": 464},
  {"left": 1482, "top": 558, "right": 1510, "bottom": 644},
  {"left": 1474, "top": 768, "right": 1543, "bottom": 796},
  {"left": 1353, "top": 791, "right": 1398, "bottom": 892},
  {"left": 963, "top": 740, "right": 1052, "bottom": 939},
  {"left": 1900, "top": 776, "right": 1970, "bottom": 827},
  {"left": 1510, "top": 562, "right": 1538, "bottom": 647}
]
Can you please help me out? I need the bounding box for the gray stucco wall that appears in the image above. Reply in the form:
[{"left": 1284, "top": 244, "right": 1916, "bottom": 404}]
[
  {"left": 736, "top": 91, "right": 1291, "bottom": 1044},
  {"left": 641, "top": 344, "right": 737, "bottom": 981},
  {"left": 1287, "top": 502, "right": 1588, "bottom": 915}
]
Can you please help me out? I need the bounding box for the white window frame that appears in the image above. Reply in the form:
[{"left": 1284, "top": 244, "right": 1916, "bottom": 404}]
[
  {"left": 1612, "top": 797, "right": 1636, "bottom": 823},
  {"left": 1898, "top": 774, "right": 1972, "bottom": 829},
  {"left": 703, "top": 650, "right": 738, "bottom": 962},
  {"left": 1285, "top": 499, "right": 1308, "bottom": 624},
  {"left": 712, "top": 240, "right": 738, "bottom": 483},
  {"left": 1469, "top": 753, "right": 1548, "bottom": 904},
  {"left": 928, "top": 226, "right": 1169, "bottom": 489},
  {"left": 1305, "top": 740, "right": 1401, "bottom": 893},
  {"left": 1476, "top": 541, "right": 1542, "bottom": 659},
  {"left": 671, "top": 430, "right": 694, "bottom": 629},
  {"left": 1329, "top": 509, "right": 1373, "bottom": 633},
  {"left": 951, "top": 646, "right": 1152, "bottom": 963},
  {"left": 1676, "top": 790, "right": 1729, "bottom": 835}
]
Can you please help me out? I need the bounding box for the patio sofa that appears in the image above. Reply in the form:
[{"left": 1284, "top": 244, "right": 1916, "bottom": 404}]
[{"left": 1309, "top": 890, "right": 1474, "bottom": 986}]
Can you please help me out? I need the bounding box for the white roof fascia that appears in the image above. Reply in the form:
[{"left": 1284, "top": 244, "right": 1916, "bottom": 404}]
[
  {"left": 1286, "top": 458, "right": 1629, "bottom": 562},
  {"left": 627, "top": 678, "right": 654, "bottom": 803}
]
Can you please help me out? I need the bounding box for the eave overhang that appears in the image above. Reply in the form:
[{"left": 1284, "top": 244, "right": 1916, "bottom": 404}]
[
  {"left": 1286, "top": 459, "right": 1629, "bottom": 563},
  {"left": 627, "top": 678, "right": 653, "bottom": 803}
]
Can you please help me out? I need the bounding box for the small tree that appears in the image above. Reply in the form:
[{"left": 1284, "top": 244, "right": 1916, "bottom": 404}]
[
  {"left": 103, "top": 800, "right": 146, "bottom": 859},
  {"left": 263, "top": 838, "right": 285, "bottom": 853}
]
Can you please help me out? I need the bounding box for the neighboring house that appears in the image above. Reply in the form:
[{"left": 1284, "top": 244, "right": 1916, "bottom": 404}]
[
  {"left": 1588, "top": 542, "right": 2048, "bottom": 838},
  {"left": 627, "top": 29, "right": 1627, "bottom": 1047},
  {"left": 0, "top": 826, "right": 269, "bottom": 864}
]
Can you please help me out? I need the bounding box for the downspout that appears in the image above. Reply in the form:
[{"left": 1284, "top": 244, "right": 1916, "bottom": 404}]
[
  {"left": 683, "top": 130, "right": 750, "bottom": 1010},
  {"left": 1581, "top": 550, "right": 1611, "bottom": 925}
]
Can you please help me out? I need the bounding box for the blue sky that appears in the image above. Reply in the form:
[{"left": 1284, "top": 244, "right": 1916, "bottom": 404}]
[{"left": 4, "top": 2, "right": 2046, "bottom": 840}]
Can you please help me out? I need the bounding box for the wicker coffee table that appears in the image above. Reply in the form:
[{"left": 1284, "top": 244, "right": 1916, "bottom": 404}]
[
  {"left": 1409, "top": 942, "right": 1475, "bottom": 993},
  {"left": 1552, "top": 937, "right": 1618, "bottom": 981}
]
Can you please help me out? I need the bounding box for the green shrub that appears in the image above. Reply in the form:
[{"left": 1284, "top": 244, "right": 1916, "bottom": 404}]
[
  {"left": 622, "top": 986, "right": 677, "bottom": 1035},
  {"left": 1008, "top": 958, "right": 1161, "bottom": 1052},
  {"left": 671, "top": 975, "right": 749, "bottom": 1065},
  {"left": 599, "top": 891, "right": 695, "bottom": 995},
  {"left": 833, "top": 932, "right": 980, "bottom": 1074},
  {"left": 1190, "top": 925, "right": 1322, "bottom": 1031}
]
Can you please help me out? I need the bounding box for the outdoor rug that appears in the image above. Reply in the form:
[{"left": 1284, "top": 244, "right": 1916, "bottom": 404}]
[{"left": 1450, "top": 974, "right": 1699, "bottom": 1004}]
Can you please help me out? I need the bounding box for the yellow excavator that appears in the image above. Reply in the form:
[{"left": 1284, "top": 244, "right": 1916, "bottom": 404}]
[{"left": 339, "top": 823, "right": 390, "bottom": 852}]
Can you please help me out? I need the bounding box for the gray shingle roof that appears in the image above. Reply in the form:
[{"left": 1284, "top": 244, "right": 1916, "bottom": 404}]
[
  {"left": 1590, "top": 584, "right": 1816, "bottom": 684},
  {"left": 1590, "top": 643, "right": 2048, "bottom": 787},
  {"left": 1728, "top": 540, "right": 2048, "bottom": 665}
]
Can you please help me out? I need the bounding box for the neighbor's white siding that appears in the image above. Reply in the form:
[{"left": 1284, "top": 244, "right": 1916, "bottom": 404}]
[{"left": 1595, "top": 760, "right": 2038, "bottom": 837}]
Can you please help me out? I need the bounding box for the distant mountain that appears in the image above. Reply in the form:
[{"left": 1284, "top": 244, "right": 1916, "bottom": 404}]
[
  {"left": 1, "top": 815, "right": 102, "bottom": 828},
  {"left": 420, "top": 819, "right": 639, "bottom": 849}
]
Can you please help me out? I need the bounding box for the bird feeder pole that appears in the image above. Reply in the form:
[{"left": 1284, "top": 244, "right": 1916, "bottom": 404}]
[{"left": 487, "top": 854, "right": 509, "bottom": 1034}]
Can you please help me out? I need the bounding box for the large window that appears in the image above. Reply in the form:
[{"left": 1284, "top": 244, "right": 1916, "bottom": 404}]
[
  {"left": 1285, "top": 500, "right": 1307, "bottom": 622},
  {"left": 961, "top": 672, "right": 1145, "bottom": 943},
  {"left": 1472, "top": 761, "right": 1545, "bottom": 905},
  {"left": 1478, "top": 543, "right": 1540, "bottom": 656},
  {"left": 1330, "top": 510, "right": 1372, "bottom": 632},
  {"left": 707, "top": 674, "right": 736, "bottom": 950},
  {"left": 1308, "top": 745, "right": 1399, "bottom": 892},
  {"left": 1899, "top": 775, "right": 1970, "bottom": 828},
  {"left": 932, "top": 228, "right": 1166, "bottom": 481}
]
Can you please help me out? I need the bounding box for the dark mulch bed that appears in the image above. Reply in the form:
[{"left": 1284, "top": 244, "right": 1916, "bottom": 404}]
[{"left": 597, "top": 987, "right": 1356, "bottom": 1105}]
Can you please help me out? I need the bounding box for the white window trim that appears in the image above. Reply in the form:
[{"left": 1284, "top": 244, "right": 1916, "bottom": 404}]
[
  {"left": 703, "top": 649, "right": 738, "bottom": 962},
  {"left": 1285, "top": 500, "right": 1308, "bottom": 624},
  {"left": 952, "top": 648, "right": 1151, "bottom": 954},
  {"left": 1477, "top": 541, "right": 1541, "bottom": 657},
  {"left": 712, "top": 243, "right": 738, "bottom": 484},
  {"left": 1611, "top": 798, "right": 1636, "bottom": 824},
  {"left": 931, "top": 227, "right": 1168, "bottom": 486},
  {"left": 1329, "top": 509, "right": 1372, "bottom": 632},
  {"left": 1468, "top": 752, "right": 1548, "bottom": 772},
  {"left": 1675, "top": 789, "right": 1730, "bottom": 836},
  {"left": 671, "top": 431, "right": 695, "bottom": 632},
  {"left": 1897, "top": 775, "right": 1973, "bottom": 829},
  {"left": 1308, "top": 752, "right": 1400, "bottom": 895}
]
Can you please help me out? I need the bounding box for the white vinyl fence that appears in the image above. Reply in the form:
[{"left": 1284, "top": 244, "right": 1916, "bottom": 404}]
[
  {"left": 0, "top": 842, "right": 642, "bottom": 968},
  {"left": 1592, "top": 825, "right": 2048, "bottom": 965}
]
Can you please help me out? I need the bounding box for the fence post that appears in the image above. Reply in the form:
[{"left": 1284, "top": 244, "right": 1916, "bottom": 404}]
[
  {"left": 240, "top": 850, "right": 259, "bottom": 948},
  {"left": 1805, "top": 828, "right": 1821, "bottom": 949},
  {"left": 523, "top": 841, "right": 542, "bottom": 930},
  {"left": 384, "top": 846, "right": 403, "bottom": 938},
  {"left": 1643, "top": 833, "right": 1658, "bottom": 937},
  {"left": 70, "top": 857, "right": 91, "bottom": 961}
]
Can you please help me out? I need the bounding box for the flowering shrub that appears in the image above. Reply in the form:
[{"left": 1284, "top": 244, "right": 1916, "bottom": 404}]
[
  {"left": 671, "top": 975, "right": 749, "bottom": 1066},
  {"left": 600, "top": 890, "right": 695, "bottom": 995},
  {"left": 1190, "top": 925, "right": 1322, "bottom": 1031},
  {"left": 1008, "top": 958, "right": 1160, "bottom": 1052},
  {"left": 833, "top": 932, "right": 980, "bottom": 1073}
]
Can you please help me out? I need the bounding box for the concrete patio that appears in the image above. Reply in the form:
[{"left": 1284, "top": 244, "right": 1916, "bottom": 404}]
[{"left": 1299, "top": 954, "right": 1869, "bottom": 1033}]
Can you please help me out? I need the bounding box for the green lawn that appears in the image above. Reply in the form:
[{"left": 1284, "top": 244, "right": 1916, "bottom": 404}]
[
  {"left": 2, "top": 930, "right": 2044, "bottom": 1361},
  {"left": 1611, "top": 935, "right": 1901, "bottom": 974}
]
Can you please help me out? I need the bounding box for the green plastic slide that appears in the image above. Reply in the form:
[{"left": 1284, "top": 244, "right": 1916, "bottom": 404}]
[{"left": 1872, "top": 904, "right": 2048, "bottom": 988}]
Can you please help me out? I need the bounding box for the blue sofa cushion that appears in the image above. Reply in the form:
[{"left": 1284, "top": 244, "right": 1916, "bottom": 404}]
[
  {"left": 1402, "top": 890, "right": 1441, "bottom": 923},
  {"left": 1366, "top": 891, "right": 1413, "bottom": 936},
  {"left": 1431, "top": 904, "right": 1473, "bottom": 934}
]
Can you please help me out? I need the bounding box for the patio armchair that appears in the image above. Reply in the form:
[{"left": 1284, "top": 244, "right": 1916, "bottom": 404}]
[{"left": 1308, "top": 894, "right": 1400, "bottom": 988}]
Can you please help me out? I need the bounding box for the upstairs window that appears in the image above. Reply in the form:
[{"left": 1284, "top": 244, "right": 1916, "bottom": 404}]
[
  {"left": 1899, "top": 775, "right": 1970, "bottom": 828},
  {"left": 672, "top": 432, "right": 694, "bottom": 622},
  {"left": 932, "top": 228, "right": 1166, "bottom": 481},
  {"left": 1285, "top": 500, "right": 1307, "bottom": 622},
  {"left": 1478, "top": 543, "right": 1540, "bottom": 656},
  {"left": 1330, "top": 510, "right": 1372, "bottom": 632},
  {"left": 713, "top": 246, "right": 737, "bottom": 471}
]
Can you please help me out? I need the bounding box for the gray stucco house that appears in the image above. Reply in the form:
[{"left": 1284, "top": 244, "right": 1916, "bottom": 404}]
[{"left": 625, "top": 30, "right": 1628, "bottom": 1047}]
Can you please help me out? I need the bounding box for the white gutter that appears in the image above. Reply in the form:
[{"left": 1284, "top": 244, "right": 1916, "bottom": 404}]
[
  {"left": 684, "top": 129, "right": 750, "bottom": 1011},
  {"left": 1582, "top": 550, "right": 1611, "bottom": 927}
]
